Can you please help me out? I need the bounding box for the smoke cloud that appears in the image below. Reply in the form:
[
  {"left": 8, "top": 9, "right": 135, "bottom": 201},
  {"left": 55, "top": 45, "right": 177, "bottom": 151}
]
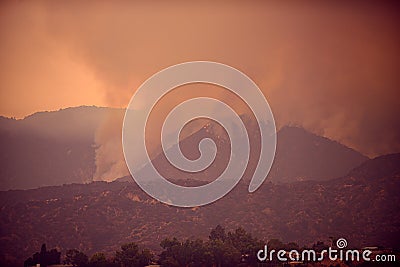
[
  {"left": 92, "top": 109, "right": 129, "bottom": 181},
  {"left": 1, "top": 1, "right": 400, "bottom": 166}
]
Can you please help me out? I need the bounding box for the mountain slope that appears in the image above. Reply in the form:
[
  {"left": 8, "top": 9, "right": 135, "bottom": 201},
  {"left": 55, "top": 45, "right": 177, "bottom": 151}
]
[
  {"left": 0, "top": 153, "right": 398, "bottom": 264},
  {"left": 147, "top": 124, "right": 368, "bottom": 184},
  {"left": 347, "top": 153, "right": 400, "bottom": 179},
  {"left": 0, "top": 107, "right": 368, "bottom": 190},
  {"left": 268, "top": 126, "right": 368, "bottom": 182},
  {"left": 0, "top": 106, "right": 124, "bottom": 190}
]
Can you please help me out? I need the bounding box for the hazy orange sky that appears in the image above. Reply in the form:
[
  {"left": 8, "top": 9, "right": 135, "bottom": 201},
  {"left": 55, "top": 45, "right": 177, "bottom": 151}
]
[{"left": 0, "top": 1, "right": 399, "bottom": 156}]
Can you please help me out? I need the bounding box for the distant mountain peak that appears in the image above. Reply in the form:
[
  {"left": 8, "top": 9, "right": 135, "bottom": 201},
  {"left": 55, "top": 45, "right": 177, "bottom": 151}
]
[
  {"left": 268, "top": 125, "right": 368, "bottom": 183},
  {"left": 348, "top": 153, "right": 400, "bottom": 180}
]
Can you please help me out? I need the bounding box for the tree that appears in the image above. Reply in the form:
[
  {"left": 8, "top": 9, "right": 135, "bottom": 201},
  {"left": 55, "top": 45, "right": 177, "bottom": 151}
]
[
  {"left": 189, "top": 239, "right": 213, "bottom": 267},
  {"left": 159, "top": 238, "right": 181, "bottom": 267},
  {"left": 209, "top": 239, "right": 241, "bottom": 267},
  {"left": 40, "top": 244, "right": 48, "bottom": 267},
  {"left": 137, "top": 248, "right": 154, "bottom": 267},
  {"left": 209, "top": 225, "right": 226, "bottom": 242},
  {"left": 227, "top": 227, "right": 263, "bottom": 265},
  {"left": 267, "top": 238, "right": 284, "bottom": 250},
  {"left": 48, "top": 248, "right": 61, "bottom": 265},
  {"left": 159, "top": 238, "right": 212, "bottom": 267},
  {"left": 65, "top": 249, "right": 89, "bottom": 267},
  {"left": 115, "top": 242, "right": 153, "bottom": 267},
  {"left": 159, "top": 226, "right": 265, "bottom": 267},
  {"left": 89, "top": 252, "right": 108, "bottom": 267},
  {"left": 24, "top": 244, "right": 60, "bottom": 267},
  {"left": 24, "top": 256, "right": 34, "bottom": 267}
]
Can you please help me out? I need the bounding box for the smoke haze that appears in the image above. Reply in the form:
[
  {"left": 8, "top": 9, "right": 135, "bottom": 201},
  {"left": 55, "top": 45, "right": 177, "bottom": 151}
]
[{"left": 1, "top": 1, "right": 400, "bottom": 159}]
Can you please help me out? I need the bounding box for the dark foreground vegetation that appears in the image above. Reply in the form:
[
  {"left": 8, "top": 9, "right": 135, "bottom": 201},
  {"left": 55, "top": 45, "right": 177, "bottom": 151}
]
[
  {"left": 20, "top": 225, "right": 398, "bottom": 267},
  {"left": 23, "top": 225, "right": 265, "bottom": 267}
]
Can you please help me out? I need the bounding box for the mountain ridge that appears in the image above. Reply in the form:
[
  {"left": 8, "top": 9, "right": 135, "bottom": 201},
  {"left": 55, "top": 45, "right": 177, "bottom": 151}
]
[{"left": 1, "top": 106, "right": 369, "bottom": 190}]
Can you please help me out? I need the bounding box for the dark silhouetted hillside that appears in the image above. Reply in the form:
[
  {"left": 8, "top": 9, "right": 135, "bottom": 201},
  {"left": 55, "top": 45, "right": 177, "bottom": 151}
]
[
  {"left": 0, "top": 106, "right": 124, "bottom": 190},
  {"left": 0, "top": 107, "right": 368, "bottom": 190},
  {"left": 268, "top": 126, "right": 368, "bottom": 182},
  {"left": 147, "top": 124, "right": 368, "bottom": 184}
]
